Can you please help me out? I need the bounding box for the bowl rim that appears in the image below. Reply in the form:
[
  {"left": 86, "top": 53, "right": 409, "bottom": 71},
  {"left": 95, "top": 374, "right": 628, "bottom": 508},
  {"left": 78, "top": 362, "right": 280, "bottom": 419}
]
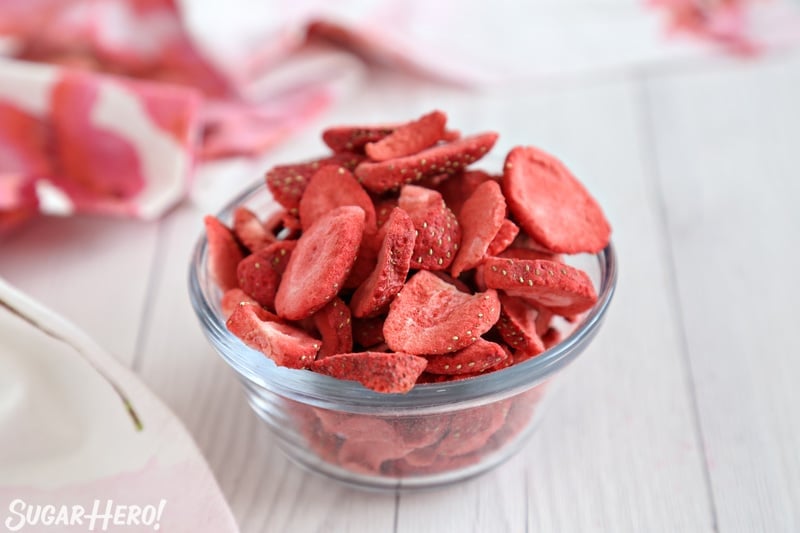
[{"left": 189, "top": 180, "right": 617, "bottom": 413}]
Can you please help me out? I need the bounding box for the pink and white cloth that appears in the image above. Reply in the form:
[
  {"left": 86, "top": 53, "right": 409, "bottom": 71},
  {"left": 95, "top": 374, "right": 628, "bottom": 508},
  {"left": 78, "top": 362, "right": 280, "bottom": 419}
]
[{"left": 1, "top": 0, "right": 798, "bottom": 234}]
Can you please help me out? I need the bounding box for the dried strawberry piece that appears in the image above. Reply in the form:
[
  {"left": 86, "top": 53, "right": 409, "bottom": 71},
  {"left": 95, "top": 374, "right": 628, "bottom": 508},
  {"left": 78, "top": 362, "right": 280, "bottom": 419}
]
[
  {"left": 365, "top": 110, "right": 447, "bottom": 161},
  {"left": 496, "top": 294, "right": 545, "bottom": 358},
  {"left": 265, "top": 152, "right": 363, "bottom": 211},
  {"left": 437, "top": 169, "right": 497, "bottom": 217},
  {"left": 236, "top": 240, "right": 296, "bottom": 310},
  {"left": 315, "top": 410, "right": 397, "bottom": 442},
  {"left": 430, "top": 271, "right": 472, "bottom": 293},
  {"left": 311, "top": 351, "right": 428, "bottom": 394},
  {"left": 541, "top": 327, "right": 563, "bottom": 349},
  {"left": 374, "top": 198, "right": 398, "bottom": 229},
  {"left": 352, "top": 316, "right": 386, "bottom": 348},
  {"left": 350, "top": 208, "right": 415, "bottom": 318},
  {"left": 220, "top": 288, "right": 259, "bottom": 319},
  {"left": 483, "top": 257, "right": 598, "bottom": 316},
  {"left": 355, "top": 132, "right": 498, "bottom": 193},
  {"left": 275, "top": 206, "right": 365, "bottom": 320},
  {"left": 322, "top": 124, "right": 397, "bottom": 153},
  {"left": 337, "top": 438, "right": 411, "bottom": 474},
  {"left": 391, "top": 415, "right": 451, "bottom": 448},
  {"left": 312, "top": 297, "right": 353, "bottom": 359},
  {"left": 486, "top": 219, "right": 520, "bottom": 256},
  {"left": 232, "top": 206, "right": 274, "bottom": 252},
  {"left": 262, "top": 209, "right": 302, "bottom": 241},
  {"left": 398, "top": 185, "right": 461, "bottom": 271},
  {"left": 424, "top": 338, "right": 509, "bottom": 375},
  {"left": 298, "top": 165, "right": 377, "bottom": 232},
  {"left": 502, "top": 146, "right": 611, "bottom": 254},
  {"left": 436, "top": 402, "right": 510, "bottom": 457},
  {"left": 226, "top": 304, "right": 320, "bottom": 369},
  {"left": 384, "top": 270, "right": 501, "bottom": 355},
  {"left": 451, "top": 180, "right": 506, "bottom": 277},
  {"left": 499, "top": 246, "right": 563, "bottom": 264},
  {"left": 204, "top": 215, "right": 244, "bottom": 292}
]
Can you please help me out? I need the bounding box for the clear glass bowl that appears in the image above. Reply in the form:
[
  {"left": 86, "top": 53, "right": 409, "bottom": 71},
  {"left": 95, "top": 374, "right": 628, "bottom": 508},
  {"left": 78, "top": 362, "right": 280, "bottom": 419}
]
[{"left": 188, "top": 180, "right": 617, "bottom": 491}]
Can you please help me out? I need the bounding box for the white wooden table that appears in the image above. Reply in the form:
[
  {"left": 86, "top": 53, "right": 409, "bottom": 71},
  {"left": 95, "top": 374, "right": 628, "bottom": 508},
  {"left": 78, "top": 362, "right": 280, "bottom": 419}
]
[{"left": 2, "top": 49, "right": 799, "bottom": 532}]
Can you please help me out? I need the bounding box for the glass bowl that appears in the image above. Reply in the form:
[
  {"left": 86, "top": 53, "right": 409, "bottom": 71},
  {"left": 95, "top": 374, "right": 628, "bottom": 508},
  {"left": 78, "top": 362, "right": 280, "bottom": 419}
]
[{"left": 188, "top": 179, "right": 617, "bottom": 491}]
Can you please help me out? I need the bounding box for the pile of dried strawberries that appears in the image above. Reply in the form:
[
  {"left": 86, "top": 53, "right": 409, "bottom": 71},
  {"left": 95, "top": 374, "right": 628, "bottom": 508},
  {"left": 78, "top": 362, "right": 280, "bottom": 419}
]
[{"left": 204, "top": 111, "right": 611, "bottom": 394}]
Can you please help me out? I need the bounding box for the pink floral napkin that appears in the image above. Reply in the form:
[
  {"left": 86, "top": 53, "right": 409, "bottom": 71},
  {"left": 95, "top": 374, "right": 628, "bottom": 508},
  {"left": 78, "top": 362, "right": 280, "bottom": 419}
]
[{"left": 1, "top": 0, "right": 798, "bottom": 235}]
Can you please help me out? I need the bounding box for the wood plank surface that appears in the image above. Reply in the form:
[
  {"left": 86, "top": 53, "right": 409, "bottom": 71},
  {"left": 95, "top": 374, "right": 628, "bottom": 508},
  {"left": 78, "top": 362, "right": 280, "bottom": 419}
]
[{"left": 645, "top": 51, "right": 800, "bottom": 533}]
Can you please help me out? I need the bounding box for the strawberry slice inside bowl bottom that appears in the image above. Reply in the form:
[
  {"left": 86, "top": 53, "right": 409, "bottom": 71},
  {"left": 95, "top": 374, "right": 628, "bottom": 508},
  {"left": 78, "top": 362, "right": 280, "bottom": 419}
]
[{"left": 189, "top": 181, "right": 617, "bottom": 491}]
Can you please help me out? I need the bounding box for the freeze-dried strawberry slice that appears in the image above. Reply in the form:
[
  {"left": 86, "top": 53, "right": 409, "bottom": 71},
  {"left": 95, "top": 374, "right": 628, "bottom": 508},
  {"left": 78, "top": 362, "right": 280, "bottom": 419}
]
[
  {"left": 355, "top": 132, "right": 498, "bottom": 193},
  {"left": 398, "top": 185, "right": 460, "bottom": 271},
  {"left": 483, "top": 257, "right": 598, "bottom": 316},
  {"left": 352, "top": 316, "right": 386, "bottom": 348},
  {"left": 502, "top": 146, "right": 611, "bottom": 254},
  {"left": 437, "top": 169, "right": 497, "bottom": 217},
  {"left": 542, "top": 327, "right": 563, "bottom": 349},
  {"left": 236, "top": 240, "right": 296, "bottom": 310},
  {"left": 436, "top": 402, "right": 510, "bottom": 457},
  {"left": 220, "top": 288, "right": 259, "bottom": 319},
  {"left": 232, "top": 206, "right": 274, "bottom": 252},
  {"left": 374, "top": 198, "right": 398, "bottom": 229},
  {"left": 265, "top": 152, "right": 363, "bottom": 211},
  {"left": 262, "top": 209, "right": 302, "bottom": 241},
  {"left": 365, "top": 110, "right": 447, "bottom": 161},
  {"left": 298, "top": 165, "right": 377, "bottom": 232},
  {"left": 351, "top": 208, "right": 415, "bottom": 318},
  {"left": 322, "top": 124, "right": 397, "bottom": 153},
  {"left": 204, "top": 215, "right": 244, "bottom": 292},
  {"left": 499, "top": 246, "right": 563, "bottom": 264},
  {"left": 451, "top": 180, "right": 506, "bottom": 277},
  {"left": 384, "top": 270, "right": 501, "bottom": 355},
  {"left": 425, "top": 339, "right": 509, "bottom": 375},
  {"left": 337, "top": 438, "right": 411, "bottom": 474},
  {"left": 496, "top": 294, "right": 546, "bottom": 358},
  {"left": 312, "top": 298, "right": 353, "bottom": 359},
  {"left": 486, "top": 219, "right": 520, "bottom": 256},
  {"left": 275, "top": 206, "right": 365, "bottom": 320},
  {"left": 226, "top": 304, "right": 320, "bottom": 369},
  {"left": 311, "top": 351, "right": 428, "bottom": 394}
]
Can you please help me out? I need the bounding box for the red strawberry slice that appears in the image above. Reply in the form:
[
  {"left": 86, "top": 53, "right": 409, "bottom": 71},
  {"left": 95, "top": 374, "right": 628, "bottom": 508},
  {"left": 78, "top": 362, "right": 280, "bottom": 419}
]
[
  {"left": 336, "top": 438, "right": 412, "bottom": 474},
  {"left": 365, "top": 110, "right": 447, "bottom": 161},
  {"left": 436, "top": 402, "right": 510, "bottom": 457},
  {"left": 451, "top": 180, "right": 506, "bottom": 277},
  {"left": 355, "top": 132, "right": 498, "bottom": 193},
  {"left": 298, "top": 165, "right": 377, "bottom": 232},
  {"left": 220, "top": 288, "right": 259, "bottom": 319},
  {"left": 424, "top": 338, "right": 509, "bottom": 375},
  {"left": 384, "top": 270, "right": 501, "bottom": 355},
  {"left": 350, "top": 207, "right": 415, "bottom": 318},
  {"left": 204, "top": 215, "right": 244, "bottom": 292},
  {"left": 322, "top": 124, "right": 397, "bottom": 153},
  {"left": 486, "top": 219, "right": 520, "bottom": 256},
  {"left": 483, "top": 257, "right": 598, "bottom": 316},
  {"left": 232, "top": 206, "right": 274, "bottom": 252},
  {"left": 437, "top": 169, "right": 497, "bottom": 217},
  {"left": 542, "top": 327, "right": 563, "bottom": 349},
  {"left": 311, "top": 351, "right": 428, "bottom": 394},
  {"left": 352, "top": 316, "right": 386, "bottom": 348},
  {"left": 275, "top": 206, "right": 365, "bottom": 320},
  {"left": 499, "top": 246, "right": 564, "bottom": 264},
  {"left": 265, "top": 152, "right": 363, "bottom": 211},
  {"left": 315, "top": 410, "right": 398, "bottom": 443},
  {"left": 398, "top": 184, "right": 461, "bottom": 271},
  {"left": 374, "top": 198, "right": 398, "bottom": 229},
  {"left": 226, "top": 304, "right": 320, "bottom": 369},
  {"left": 502, "top": 146, "right": 611, "bottom": 254},
  {"left": 496, "top": 294, "right": 546, "bottom": 358},
  {"left": 236, "top": 240, "right": 296, "bottom": 310},
  {"left": 312, "top": 297, "right": 353, "bottom": 359}
]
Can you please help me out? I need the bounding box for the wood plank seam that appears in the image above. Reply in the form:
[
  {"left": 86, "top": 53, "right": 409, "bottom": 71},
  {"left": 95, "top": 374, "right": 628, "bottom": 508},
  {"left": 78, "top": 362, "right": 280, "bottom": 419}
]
[{"left": 636, "top": 73, "right": 720, "bottom": 533}]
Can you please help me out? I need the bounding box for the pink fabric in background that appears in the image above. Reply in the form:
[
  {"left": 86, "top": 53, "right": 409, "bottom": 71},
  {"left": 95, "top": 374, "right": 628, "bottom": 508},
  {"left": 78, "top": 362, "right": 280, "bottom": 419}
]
[{"left": 1, "top": 0, "right": 798, "bottom": 234}]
